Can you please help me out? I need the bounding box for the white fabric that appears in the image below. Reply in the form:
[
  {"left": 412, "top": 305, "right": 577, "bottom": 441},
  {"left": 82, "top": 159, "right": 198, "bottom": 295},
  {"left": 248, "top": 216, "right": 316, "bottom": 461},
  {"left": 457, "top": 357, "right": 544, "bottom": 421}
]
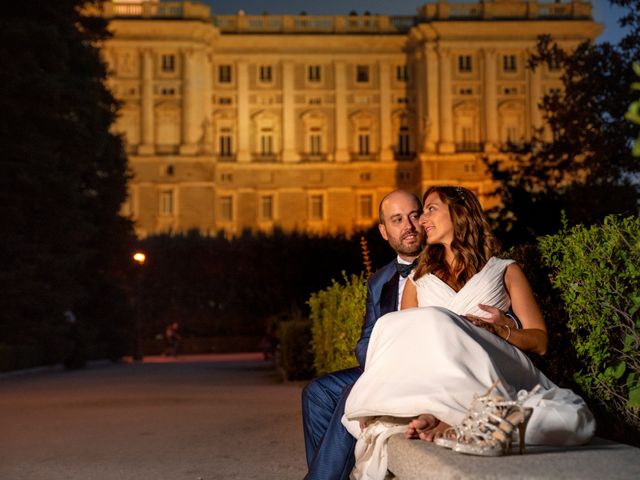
[
  {"left": 342, "top": 257, "right": 595, "bottom": 480},
  {"left": 396, "top": 255, "right": 413, "bottom": 309}
]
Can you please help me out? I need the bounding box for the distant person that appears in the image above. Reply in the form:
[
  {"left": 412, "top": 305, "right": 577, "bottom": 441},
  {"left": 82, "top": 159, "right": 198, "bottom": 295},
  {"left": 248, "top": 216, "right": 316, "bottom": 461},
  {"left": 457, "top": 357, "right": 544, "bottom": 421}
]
[
  {"left": 259, "top": 325, "right": 278, "bottom": 361},
  {"left": 63, "top": 310, "right": 86, "bottom": 369},
  {"left": 163, "top": 321, "right": 181, "bottom": 357}
]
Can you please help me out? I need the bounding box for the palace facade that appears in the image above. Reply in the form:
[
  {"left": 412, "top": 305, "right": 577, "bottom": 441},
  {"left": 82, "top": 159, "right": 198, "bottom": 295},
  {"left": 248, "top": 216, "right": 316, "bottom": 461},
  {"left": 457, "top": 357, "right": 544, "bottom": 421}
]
[{"left": 101, "top": 0, "right": 601, "bottom": 236}]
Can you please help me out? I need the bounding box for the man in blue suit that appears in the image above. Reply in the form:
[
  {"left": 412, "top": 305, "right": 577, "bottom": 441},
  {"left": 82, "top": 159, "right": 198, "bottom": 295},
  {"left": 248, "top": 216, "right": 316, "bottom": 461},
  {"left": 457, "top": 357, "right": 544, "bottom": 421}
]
[{"left": 302, "top": 190, "right": 424, "bottom": 480}]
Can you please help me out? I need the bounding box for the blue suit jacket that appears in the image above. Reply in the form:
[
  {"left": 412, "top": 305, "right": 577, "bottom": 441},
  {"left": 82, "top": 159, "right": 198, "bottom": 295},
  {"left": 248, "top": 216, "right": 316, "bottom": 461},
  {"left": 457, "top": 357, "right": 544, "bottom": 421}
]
[{"left": 354, "top": 260, "right": 397, "bottom": 367}]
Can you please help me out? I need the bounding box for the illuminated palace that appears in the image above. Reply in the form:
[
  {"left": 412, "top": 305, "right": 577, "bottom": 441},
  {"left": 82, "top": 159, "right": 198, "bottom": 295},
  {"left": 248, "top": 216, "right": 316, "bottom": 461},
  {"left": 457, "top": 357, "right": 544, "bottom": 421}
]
[{"left": 101, "top": 0, "right": 601, "bottom": 236}]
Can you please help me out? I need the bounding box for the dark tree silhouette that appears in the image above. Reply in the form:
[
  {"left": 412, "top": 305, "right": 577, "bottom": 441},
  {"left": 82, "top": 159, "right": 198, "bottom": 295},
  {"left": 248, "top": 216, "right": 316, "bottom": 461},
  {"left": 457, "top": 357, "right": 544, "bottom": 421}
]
[
  {"left": 0, "top": 1, "right": 134, "bottom": 364},
  {"left": 485, "top": 0, "right": 640, "bottom": 247}
]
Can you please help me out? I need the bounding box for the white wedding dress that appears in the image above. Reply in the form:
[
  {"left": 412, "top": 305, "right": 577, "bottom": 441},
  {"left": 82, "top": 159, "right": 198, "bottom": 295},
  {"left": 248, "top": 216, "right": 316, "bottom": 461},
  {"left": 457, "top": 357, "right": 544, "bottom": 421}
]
[{"left": 342, "top": 257, "right": 595, "bottom": 480}]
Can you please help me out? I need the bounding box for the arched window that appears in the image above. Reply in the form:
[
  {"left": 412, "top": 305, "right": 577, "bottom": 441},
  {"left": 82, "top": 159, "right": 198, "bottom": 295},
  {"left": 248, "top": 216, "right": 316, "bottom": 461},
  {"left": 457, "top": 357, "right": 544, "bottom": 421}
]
[
  {"left": 392, "top": 110, "right": 416, "bottom": 159},
  {"left": 155, "top": 101, "right": 180, "bottom": 151},
  {"left": 251, "top": 111, "right": 281, "bottom": 161},
  {"left": 213, "top": 111, "right": 236, "bottom": 160},
  {"left": 498, "top": 101, "right": 525, "bottom": 146},
  {"left": 349, "top": 111, "right": 377, "bottom": 160},
  {"left": 453, "top": 101, "right": 480, "bottom": 152},
  {"left": 301, "top": 111, "right": 327, "bottom": 161}
]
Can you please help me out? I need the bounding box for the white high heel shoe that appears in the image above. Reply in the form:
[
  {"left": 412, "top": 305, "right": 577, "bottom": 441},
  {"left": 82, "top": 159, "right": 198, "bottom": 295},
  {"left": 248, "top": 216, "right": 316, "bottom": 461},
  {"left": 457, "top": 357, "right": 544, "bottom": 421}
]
[{"left": 435, "top": 381, "right": 540, "bottom": 456}]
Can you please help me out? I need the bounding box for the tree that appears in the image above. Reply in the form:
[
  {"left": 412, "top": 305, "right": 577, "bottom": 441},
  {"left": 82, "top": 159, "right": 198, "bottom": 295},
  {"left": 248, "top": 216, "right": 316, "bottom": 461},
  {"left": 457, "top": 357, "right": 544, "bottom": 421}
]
[
  {"left": 485, "top": 0, "right": 640, "bottom": 247},
  {"left": 0, "top": 1, "right": 133, "bottom": 364}
]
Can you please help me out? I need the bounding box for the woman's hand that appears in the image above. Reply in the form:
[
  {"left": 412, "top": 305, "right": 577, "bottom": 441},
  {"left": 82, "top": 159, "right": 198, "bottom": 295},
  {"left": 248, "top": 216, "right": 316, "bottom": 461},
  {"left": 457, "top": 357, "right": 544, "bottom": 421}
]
[{"left": 465, "top": 304, "right": 515, "bottom": 341}]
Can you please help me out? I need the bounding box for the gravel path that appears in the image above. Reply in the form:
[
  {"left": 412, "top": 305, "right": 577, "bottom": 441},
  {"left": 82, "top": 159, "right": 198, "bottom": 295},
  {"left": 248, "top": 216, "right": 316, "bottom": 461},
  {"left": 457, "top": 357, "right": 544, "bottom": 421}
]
[{"left": 0, "top": 353, "right": 307, "bottom": 480}]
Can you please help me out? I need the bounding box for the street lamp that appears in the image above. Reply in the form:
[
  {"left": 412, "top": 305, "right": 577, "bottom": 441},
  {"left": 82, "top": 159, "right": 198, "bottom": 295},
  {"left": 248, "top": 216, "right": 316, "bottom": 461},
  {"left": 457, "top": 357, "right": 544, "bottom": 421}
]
[
  {"left": 132, "top": 251, "right": 146, "bottom": 361},
  {"left": 133, "top": 252, "right": 146, "bottom": 265}
]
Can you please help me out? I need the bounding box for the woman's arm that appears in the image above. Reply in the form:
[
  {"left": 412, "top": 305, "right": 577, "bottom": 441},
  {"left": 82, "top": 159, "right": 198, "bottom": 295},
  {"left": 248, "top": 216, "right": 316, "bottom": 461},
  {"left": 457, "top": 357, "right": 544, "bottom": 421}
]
[
  {"left": 466, "top": 264, "right": 548, "bottom": 355},
  {"left": 502, "top": 263, "right": 548, "bottom": 354},
  {"left": 400, "top": 277, "right": 418, "bottom": 309}
]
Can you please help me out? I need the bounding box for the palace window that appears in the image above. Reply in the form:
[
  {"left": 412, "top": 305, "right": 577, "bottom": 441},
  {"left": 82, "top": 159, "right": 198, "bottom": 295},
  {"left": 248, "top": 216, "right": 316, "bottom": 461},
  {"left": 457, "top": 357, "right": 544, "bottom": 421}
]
[
  {"left": 219, "top": 196, "right": 233, "bottom": 221},
  {"left": 396, "top": 65, "right": 409, "bottom": 82},
  {"left": 159, "top": 190, "right": 174, "bottom": 216},
  {"left": 358, "top": 133, "right": 370, "bottom": 155},
  {"left": 502, "top": 55, "right": 517, "bottom": 72},
  {"left": 260, "top": 129, "right": 273, "bottom": 155},
  {"left": 356, "top": 65, "right": 370, "bottom": 83},
  {"left": 309, "top": 134, "right": 322, "bottom": 155},
  {"left": 548, "top": 56, "right": 561, "bottom": 72},
  {"left": 219, "top": 65, "right": 232, "bottom": 83},
  {"left": 219, "top": 135, "right": 233, "bottom": 157},
  {"left": 309, "top": 194, "right": 324, "bottom": 220},
  {"left": 461, "top": 127, "right": 474, "bottom": 150},
  {"left": 458, "top": 55, "right": 472, "bottom": 73},
  {"left": 259, "top": 65, "right": 272, "bottom": 82},
  {"left": 260, "top": 195, "right": 274, "bottom": 221},
  {"left": 397, "top": 127, "right": 410, "bottom": 156},
  {"left": 397, "top": 171, "right": 412, "bottom": 183},
  {"left": 359, "top": 194, "right": 373, "bottom": 219},
  {"left": 308, "top": 65, "right": 321, "bottom": 82},
  {"left": 161, "top": 54, "right": 175, "bottom": 72}
]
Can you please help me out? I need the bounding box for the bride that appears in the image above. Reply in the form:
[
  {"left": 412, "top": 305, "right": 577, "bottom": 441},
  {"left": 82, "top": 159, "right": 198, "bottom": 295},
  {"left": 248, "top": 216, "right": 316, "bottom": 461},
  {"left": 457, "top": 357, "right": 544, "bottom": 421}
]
[{"left": 342, "top": 186, "right": 595, "bottom": 479}]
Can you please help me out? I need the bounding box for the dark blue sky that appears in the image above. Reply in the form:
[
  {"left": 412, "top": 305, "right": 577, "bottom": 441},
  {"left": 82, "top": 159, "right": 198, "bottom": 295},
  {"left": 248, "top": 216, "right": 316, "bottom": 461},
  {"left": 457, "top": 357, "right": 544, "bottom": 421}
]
[{"left": 201, "top": 0, "right": 626, "bottom": 44}]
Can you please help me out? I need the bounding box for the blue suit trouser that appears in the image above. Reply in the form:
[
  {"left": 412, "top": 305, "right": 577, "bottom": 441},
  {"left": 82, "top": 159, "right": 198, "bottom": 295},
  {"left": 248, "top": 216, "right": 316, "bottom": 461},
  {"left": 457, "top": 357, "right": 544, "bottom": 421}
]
[{"left": 302, "top": 366, "right": 362, "bottom": 480}]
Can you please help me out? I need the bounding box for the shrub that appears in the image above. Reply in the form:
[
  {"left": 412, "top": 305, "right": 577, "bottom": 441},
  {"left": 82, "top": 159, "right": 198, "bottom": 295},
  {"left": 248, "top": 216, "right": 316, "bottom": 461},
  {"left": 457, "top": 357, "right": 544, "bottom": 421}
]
[
  {"left": 308, "top": 272, "right": 367, "bottom": 377},
  {"left": 538, "top": 215, "right": 640, "bottom": 429},
  {"left": 277, "top": 320, "right": 314, "bottom": 381}
]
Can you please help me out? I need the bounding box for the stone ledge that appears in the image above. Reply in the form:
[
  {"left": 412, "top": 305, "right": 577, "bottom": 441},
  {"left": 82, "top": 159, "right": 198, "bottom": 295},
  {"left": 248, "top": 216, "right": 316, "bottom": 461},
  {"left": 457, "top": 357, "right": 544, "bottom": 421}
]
[{"left": 387, "top": 434, "right": 640, "bottom": 480}]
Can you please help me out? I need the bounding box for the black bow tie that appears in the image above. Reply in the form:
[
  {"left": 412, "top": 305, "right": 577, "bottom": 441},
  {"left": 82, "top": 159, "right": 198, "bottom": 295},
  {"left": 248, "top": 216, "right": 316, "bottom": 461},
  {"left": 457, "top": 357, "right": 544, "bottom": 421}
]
[{"left": 396, "top": 259, "right": 418, "bottom": 278}]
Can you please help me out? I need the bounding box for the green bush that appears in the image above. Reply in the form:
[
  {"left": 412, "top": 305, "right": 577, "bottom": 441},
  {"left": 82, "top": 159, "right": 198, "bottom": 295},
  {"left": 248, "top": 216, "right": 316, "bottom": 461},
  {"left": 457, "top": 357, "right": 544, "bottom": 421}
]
[
  {"left": 308, "top": 272, "right": 367, "bottom": 377},
  {"left": 539, "top": 215, "right": 640, "bottom": 429},
  {"left": 277, "top": 320, "right": 314, "bottom": 381}
]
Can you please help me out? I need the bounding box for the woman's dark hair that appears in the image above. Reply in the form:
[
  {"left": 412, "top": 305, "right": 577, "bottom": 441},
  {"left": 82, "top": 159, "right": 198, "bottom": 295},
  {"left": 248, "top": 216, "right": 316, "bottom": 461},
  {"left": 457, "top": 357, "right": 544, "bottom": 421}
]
[{"left": 414, "top": 186, "right": 500, "bottom": 290}]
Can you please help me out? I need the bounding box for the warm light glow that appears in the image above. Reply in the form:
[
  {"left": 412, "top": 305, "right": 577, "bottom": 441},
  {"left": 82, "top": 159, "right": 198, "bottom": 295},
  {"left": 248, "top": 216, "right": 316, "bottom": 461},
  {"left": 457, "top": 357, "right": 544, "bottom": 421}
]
[{"left": 132, "top": 252, "right": 146, "bottom": 265}]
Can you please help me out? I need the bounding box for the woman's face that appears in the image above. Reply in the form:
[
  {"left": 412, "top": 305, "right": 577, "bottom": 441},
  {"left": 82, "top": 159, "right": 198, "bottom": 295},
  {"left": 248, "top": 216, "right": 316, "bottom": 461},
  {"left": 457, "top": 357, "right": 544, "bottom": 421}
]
[{"left": 419, "top": 192, "right": 454, "bottom": 246}]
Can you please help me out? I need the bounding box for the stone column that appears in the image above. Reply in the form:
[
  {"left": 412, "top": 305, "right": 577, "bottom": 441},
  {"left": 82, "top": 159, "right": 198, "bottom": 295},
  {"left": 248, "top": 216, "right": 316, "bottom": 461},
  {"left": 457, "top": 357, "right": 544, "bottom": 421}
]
[
  {"left": 180, "top": 49, "right": 198, "bottom": 154},
  {"left": 202, "top": 52, "right": 214, "bottom": 154},
  {"left": 528, "top": 55, "right": 543, "bottom": 136},
  {"left": 425, "top": 43, "right": 440, "bottom": 153},
  {"left": 414, "top": 50, "right": 427, "bottom": 158},
  {"left": 334, "top": 61, "right": 349, "bottom": 162},
  {"left": 379, "top": 61, "right": 393, "bottom": 161},
  {"left": 138, "top": 49, "right": 155, "bottom": 155},
  {"left": 483, "top": 48, "right": 499, "bottom": 151},
  {"left": 236, "top": 61, "right": 251, "bottom": 162},
  {"left": 438, "top": 47, "right": 454, "bottom": 153},
  {"left": 282, "top": 61, "right": 298, "bottom": 162}
]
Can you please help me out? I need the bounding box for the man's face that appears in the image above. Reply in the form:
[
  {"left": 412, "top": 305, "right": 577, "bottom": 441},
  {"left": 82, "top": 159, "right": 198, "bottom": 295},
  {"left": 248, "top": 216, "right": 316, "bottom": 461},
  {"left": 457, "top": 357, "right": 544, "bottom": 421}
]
[{"left": 378, "top": 192, "right": 425, "bottom": 260}]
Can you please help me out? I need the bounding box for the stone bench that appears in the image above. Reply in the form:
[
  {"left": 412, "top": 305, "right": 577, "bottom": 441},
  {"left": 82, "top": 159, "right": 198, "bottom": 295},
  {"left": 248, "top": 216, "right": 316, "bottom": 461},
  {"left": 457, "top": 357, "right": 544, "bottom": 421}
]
[{"left": 387, "top": 434, "right": 640, "bottom": 479}]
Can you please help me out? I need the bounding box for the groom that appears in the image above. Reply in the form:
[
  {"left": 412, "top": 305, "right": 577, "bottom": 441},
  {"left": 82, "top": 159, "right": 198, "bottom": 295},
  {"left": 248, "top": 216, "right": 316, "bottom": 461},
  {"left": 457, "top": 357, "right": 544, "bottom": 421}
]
[{"left": 302, "top": 189, "right": 424, "bottom": 480}]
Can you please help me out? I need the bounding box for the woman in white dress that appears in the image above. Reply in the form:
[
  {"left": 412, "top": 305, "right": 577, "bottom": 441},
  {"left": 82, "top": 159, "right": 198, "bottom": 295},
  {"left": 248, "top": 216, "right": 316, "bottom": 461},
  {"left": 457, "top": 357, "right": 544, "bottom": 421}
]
[{"left": 343, "top": 186, "right": 595, "bottom": 479}]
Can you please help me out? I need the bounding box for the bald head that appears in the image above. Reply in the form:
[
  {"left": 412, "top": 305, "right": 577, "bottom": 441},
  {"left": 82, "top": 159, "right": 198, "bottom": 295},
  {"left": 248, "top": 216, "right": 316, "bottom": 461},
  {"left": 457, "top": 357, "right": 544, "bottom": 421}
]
[{"left": 378, "top": 190, "right": 421, "bottom": 225}]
